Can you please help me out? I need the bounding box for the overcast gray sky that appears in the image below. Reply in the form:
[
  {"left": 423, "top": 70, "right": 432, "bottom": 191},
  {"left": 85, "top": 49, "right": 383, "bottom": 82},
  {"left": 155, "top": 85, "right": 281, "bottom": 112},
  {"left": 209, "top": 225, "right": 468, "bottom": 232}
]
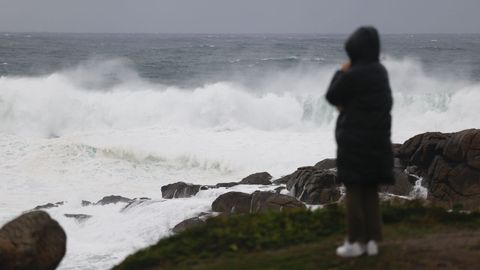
[{"left": 0, "top": 0, "right": 478, "bottom": 34}]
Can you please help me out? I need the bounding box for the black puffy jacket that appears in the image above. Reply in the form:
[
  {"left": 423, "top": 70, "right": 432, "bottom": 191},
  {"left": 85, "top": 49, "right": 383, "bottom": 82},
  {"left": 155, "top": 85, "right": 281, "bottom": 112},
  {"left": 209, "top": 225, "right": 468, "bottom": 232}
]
[{"left": 326, "top": 26, "right": 394, "bottom": 185}]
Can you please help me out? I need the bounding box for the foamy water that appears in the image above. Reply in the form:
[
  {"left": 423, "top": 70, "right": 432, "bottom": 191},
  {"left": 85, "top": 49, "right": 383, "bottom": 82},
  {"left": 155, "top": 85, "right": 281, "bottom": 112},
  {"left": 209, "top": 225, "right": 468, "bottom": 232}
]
[{"left": 1, "top": 54, "right": 479, "bottom": 269}]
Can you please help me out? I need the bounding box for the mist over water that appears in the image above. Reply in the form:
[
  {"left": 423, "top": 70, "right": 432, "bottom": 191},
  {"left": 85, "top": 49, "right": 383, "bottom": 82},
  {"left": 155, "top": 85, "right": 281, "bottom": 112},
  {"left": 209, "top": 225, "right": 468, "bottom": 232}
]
[{"left": 1, "top": 33, "right": 479, "bottom": 269}]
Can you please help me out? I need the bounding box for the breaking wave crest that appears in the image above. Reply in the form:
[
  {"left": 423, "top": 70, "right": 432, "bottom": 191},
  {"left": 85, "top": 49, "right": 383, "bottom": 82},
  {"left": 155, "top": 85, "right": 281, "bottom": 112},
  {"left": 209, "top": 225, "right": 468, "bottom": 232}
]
[{"left": 0, "top": 56, "right": 478, "bottom": 140}]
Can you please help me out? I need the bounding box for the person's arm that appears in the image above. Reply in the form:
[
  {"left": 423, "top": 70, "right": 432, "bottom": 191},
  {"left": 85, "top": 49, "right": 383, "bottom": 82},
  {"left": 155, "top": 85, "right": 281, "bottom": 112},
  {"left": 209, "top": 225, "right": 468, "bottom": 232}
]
[{"left": 325, "top": 62, "right": 352, "bottom": 108}]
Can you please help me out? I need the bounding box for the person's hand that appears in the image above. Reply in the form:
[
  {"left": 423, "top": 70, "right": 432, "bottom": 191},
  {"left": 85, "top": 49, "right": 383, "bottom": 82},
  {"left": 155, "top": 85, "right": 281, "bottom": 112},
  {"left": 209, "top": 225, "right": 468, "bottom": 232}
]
[{"left": 341, "top": 61, "right": 351, "bottom": 71}]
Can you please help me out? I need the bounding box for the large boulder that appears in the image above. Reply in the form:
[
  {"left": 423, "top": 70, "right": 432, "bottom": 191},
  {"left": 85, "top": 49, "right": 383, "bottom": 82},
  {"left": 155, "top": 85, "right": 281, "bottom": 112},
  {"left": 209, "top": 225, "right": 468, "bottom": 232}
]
[
  {"left": 211, "top": 191, "right": 305, "bottom": 214},
  {"left": 239, "top": 172, "right": 272, "bottom": 185},
  {"left": 172, "top": 217, "right": 206, "bottom": 233},
  {"left": 161, "top": 182, "right": 204, "bottom": 199},
  {"left": 0, "top": 211, "right": 66, "bottom": 270},
  {"left": 286, "top": 167, "right": 341, "bottom": 205},
  {"left": 211, "top": 192, "right": 252, "bottom": 214},
  {"left": 397, "top": 129, "right": 480, "bottom": 210}
]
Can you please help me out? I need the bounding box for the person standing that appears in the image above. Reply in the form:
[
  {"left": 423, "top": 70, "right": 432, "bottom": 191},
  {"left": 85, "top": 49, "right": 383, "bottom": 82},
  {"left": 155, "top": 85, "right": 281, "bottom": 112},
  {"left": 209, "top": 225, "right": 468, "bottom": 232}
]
[{"left": 325, "top": 26, "right": 394, "bottom": 257}]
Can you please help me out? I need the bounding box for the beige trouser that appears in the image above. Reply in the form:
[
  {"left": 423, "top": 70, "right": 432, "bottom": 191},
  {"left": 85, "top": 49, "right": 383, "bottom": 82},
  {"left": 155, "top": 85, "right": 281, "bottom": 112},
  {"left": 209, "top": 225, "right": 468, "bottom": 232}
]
[{"left": 345, "top": 184, "right": 383, "bottom": 243}]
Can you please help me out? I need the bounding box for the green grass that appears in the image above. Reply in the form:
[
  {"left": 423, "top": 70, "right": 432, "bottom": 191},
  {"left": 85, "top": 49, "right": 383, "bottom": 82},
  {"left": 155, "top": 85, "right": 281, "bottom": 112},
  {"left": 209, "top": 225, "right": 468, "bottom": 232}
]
[{"left": 113, "top": 201, "right": 480, "bottom": 270}]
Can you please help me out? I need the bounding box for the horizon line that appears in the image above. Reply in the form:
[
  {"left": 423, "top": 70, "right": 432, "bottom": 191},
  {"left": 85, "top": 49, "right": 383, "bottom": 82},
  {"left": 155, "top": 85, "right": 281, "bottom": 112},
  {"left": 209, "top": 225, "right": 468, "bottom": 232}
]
[{"left": 1, "top": 30, "right": 479, "bottom": 36}]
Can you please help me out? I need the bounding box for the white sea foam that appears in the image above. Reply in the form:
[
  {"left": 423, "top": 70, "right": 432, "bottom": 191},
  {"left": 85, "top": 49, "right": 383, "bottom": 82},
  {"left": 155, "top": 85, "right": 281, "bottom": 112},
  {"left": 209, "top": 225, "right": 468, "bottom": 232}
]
[{"left": 0, "top": 56, "right": 479, "bottom": 269}]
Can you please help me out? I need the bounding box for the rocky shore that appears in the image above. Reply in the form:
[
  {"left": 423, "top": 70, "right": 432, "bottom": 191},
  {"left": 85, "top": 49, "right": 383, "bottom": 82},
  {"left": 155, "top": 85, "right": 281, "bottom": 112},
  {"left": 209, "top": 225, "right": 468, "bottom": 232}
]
[{"left": 1, "top": 129, "right": 479, "bottom": 269}]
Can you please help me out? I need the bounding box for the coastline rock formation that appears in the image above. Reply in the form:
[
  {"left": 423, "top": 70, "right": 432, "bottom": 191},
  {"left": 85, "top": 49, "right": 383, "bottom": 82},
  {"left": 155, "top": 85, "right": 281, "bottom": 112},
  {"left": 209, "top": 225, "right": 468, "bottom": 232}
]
[
  {"left": 0, "top": 211, "right": 66, "bottom": 270},
  {"left": 397, "top": 129, "right": 480, "bottom": 210}
]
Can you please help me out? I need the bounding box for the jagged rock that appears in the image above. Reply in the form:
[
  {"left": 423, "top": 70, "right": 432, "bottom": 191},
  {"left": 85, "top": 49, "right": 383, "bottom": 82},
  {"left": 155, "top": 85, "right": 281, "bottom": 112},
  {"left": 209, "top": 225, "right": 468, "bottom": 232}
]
[
  {"left": 397, "top": 132, "right": 451, "bottom": 170},
  {"left": 239, "top": 172, "right": 272, "bottom": 185},
  {"left": 442, "top": 129, "right": 480, "bottom": 170},
  {"left": 427, "top": 156, "right": 480, "bottom": 210},
  {"left": 34, "top": 201, "right": 64, "bottom": 210},
  {"left": 274, "top": 186, "right": 286, "bottom": 194},
  {"left": 211, "top": 191, "right": 305, "bottom": 214},
  {"left": 211, "top": 192, "right": 252, "bottom": 214},
  {"left": 161, "top": 182, "right": 203, "bottom": 199},
  {"left": 286, "top": 167, "right": 341, "bottom": 205},
  {"left": 64, "top": 214, "right": 92, "bottom": 222},
  {"left": 0, "top": 211, "right": 66, "bottom": 270},
  {"left": 172, "top": 217, "right": 206, "bottom": 233},
  {"left": 273, "top": 159, "right": 336, "bottom": 186},
  {"left": 397, "top": 129, "right": 480, "bottom": 210},
  {"left": 96, "top": 195, "right": 132, "bottom": 205},
  {"left": 215, "top": 182, "right": 239, "bottom": 188},
  {"left": 313, "top": 158, "right": 337, "bottom": 170}
]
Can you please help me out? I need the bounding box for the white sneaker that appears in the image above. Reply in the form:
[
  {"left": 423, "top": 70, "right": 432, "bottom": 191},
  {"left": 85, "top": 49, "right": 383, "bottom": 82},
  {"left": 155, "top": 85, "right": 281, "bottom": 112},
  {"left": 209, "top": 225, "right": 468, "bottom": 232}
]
[
  {"left": 336, "top": 241, "right": 365, "bottom": 257},
  {"left": 365, "top": 240, "right": 378, "bottom": 256}
]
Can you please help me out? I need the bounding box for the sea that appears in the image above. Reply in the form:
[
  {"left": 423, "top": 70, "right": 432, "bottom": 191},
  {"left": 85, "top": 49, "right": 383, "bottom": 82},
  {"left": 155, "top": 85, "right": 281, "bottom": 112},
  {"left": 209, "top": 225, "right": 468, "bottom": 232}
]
[{"left": 0, "top": 33, "right": 479, "bottom": 269}]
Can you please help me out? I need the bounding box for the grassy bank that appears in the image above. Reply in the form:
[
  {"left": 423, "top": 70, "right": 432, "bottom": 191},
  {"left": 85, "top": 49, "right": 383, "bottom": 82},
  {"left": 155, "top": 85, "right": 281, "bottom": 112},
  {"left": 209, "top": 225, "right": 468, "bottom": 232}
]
[{"left": 113, "top": 201, "right": 480, "bottom": 270}]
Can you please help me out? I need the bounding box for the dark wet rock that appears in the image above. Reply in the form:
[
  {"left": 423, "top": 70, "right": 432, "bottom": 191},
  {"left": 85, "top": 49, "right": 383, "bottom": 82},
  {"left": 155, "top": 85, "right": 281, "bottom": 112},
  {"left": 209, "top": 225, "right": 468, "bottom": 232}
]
[
  {"left": 0, "top": 211, "right": 66, "bottom": 270},
  {"left": 34, "top": 201, "right": 64, "bottom": 210},
  {"left": 273, "top": 159, "right": 337, "bottom": 186},
  {"left": 211, "top": 192, "right": 252, "bottom": 214},
  {"left": 426, "top": 156, "right": 480, "bottom": 210},
  {"left": 81, "top": 200, "right": 92, "bottom": 207},
  {"left": 96, "top": 195, "right": 132, "bottom": 205},
  {"left": 161, "top": 182, "right": 203, "bottom": 199},
  {"left": 211, "top": 191, "right": 305, "bottom": 214},
  {"left": 313, "top": 158, "right": 337, "bottom": 170},
  {"left": 215, "top": 182, "right": 239, "bottom": 188},
  {"left": 272, "top": 174, "right": 291, "bottom": 185},
  {"left": 286, "top": 167, "right": 341, "bottom": 205},
  {"left": 64, "top": 214, "right": 92, "bottom": 222},
  {"left": 397, "top": 129, "right": 480, "bottom": 210},
  {"left": 239, "top": 172, "right": 272, "bottom": 185},
  {"left": 172, "top": 217, "right": 206, "bottom": 233},
  {"left": 397, "top": 132, "right": 451, "bottom": 171},
  {"left": 250, "top": 191, "right": 306, "bottom": 212},
  {"left": 442, "top": 129, "right": 480, "bottom": 170}
]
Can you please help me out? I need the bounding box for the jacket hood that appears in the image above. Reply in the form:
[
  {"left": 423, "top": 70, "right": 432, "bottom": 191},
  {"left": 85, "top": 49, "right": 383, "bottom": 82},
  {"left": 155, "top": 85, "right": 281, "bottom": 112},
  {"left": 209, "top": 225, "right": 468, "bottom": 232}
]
[{"left": 345, "top": 26, "right": 380, "bottom": 64}]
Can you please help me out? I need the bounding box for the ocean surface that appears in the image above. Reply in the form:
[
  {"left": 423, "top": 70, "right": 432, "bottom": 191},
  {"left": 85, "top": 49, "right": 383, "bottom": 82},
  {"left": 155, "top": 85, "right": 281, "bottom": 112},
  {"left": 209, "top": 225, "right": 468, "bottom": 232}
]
[{"left": 1, "top": 33, "right": 479, "bottom": 269}]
